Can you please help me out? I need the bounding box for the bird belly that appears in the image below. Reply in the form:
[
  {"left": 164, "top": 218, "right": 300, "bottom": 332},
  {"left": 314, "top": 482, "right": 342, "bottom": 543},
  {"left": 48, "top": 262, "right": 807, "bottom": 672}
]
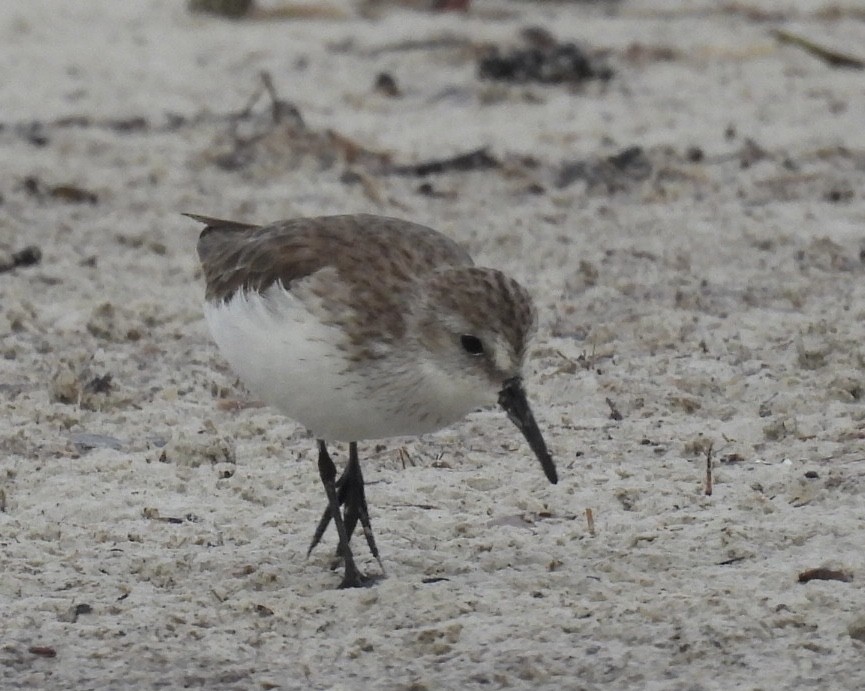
[{"left": 203, "top": 289, "right": 481, "bottom": 441}]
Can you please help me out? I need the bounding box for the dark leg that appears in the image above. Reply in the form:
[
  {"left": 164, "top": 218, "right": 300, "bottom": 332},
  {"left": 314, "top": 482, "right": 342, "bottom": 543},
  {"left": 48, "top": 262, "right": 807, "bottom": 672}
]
[
  {"left": 313, "top": 440, "right": 364, "bottom": 588},
  {"left": 342, "top": 442, "right": 383, "bottom": 572},
  {"left": 308, "top": 442, "right": 383, "bottom": 573}
]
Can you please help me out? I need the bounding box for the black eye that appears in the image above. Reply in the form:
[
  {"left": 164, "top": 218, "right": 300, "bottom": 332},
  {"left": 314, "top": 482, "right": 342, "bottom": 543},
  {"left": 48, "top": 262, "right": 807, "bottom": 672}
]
[{"left": 460, "top": 335, "right": 484, "bottom": 355}]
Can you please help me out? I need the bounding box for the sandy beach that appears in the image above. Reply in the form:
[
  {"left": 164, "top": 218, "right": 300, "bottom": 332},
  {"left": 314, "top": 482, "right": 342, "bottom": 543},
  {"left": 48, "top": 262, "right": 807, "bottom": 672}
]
[{"left": 2, "top": 1, "right": 865, "bottom": 688}]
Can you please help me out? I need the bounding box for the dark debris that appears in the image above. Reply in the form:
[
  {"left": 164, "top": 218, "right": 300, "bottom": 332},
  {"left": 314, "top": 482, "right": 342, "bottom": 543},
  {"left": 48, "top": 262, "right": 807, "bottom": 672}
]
[
  {"left": 479, "top": 39, "right": 612, "bottom": 85},
  {"left": 188, "top": 0, "right": 254, "bottom": 19},
  {"left": 21, "top": 175, "right": 99, "bottom": 204},
  {"left": 0, "top": 246, "right": 42, "bottom": 273},
  {"left": 798, "top": 567, "right": 853, "bottom": 583},
  {"left": 556, "top": 146, "right": 652, "bottom": 191},
  {"left": 387, "top": 147, "right": 498, "bottom": 177}
]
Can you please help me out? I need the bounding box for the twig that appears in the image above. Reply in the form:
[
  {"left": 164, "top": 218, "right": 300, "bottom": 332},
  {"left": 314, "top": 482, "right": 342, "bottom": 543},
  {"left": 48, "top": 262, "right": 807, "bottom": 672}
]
[
  {"left": 259, "top": 71, "right": 283, "bottom": 124},
  {"left": 397, "top": 446, "right": 415, "bottom": 469},
  {"left": 3, "top": 72, "right": 303, "bottom": 144},
  {"left": 772, "top": 29, "right": 865, "bottom": 70},
  {"left": 386, "top": 147, "right": 499, "bottom": 177},
  {"left": 704, "top": 442, "right": 714, "bottom": 496},
  {"left": 585, "top": 507, "right": 595, "bottom": 536}
]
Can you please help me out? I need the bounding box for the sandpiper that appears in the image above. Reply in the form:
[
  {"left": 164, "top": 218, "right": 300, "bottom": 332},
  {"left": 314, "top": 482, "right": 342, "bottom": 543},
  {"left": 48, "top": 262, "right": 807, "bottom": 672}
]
[{"left": 191, "top": 213, "right": 557, "bottom": 588}]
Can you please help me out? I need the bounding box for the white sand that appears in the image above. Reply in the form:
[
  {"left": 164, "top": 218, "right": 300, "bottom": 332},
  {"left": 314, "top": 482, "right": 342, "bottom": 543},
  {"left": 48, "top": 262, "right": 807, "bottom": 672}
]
[{"left": 2, "top": 0, "right": 865, "bottom": 688}]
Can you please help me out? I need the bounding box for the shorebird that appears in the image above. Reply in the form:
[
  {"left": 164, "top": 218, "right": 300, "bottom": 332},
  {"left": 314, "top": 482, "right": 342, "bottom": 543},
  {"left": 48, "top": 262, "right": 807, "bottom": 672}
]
[{"left": 191, "top": 213, "right": 557, "bottom": 587}]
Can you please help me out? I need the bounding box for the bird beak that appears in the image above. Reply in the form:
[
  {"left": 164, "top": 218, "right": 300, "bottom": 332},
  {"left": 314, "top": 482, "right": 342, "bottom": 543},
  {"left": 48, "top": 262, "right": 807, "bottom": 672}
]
[{"left": 498, "top": 377, "right": 558, "bottom": 484}]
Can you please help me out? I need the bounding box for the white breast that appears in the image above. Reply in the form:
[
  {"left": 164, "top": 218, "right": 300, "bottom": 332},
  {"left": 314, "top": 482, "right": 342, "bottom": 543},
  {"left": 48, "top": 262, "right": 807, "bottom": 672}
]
[{"left": 203, "top": 287, "right": 493, "bottom": 441}]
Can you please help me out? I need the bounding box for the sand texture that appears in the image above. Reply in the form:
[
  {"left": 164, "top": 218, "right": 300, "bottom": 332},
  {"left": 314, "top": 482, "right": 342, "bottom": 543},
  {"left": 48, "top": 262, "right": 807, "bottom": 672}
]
[{"left": 2, "top": 1, "right": 865, "bottom": 688}]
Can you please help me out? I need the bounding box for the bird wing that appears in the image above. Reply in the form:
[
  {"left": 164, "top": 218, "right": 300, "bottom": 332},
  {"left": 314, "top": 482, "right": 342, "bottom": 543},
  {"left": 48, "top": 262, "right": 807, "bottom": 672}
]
[{"left": 190, "top": 213, "right": 474, "bottom": 341}]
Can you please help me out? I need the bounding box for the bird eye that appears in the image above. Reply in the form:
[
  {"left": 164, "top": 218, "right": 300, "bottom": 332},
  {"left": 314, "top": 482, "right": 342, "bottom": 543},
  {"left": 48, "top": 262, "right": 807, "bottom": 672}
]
[{"left": 460, "top": 335, "right": 484, "bottom": 355}]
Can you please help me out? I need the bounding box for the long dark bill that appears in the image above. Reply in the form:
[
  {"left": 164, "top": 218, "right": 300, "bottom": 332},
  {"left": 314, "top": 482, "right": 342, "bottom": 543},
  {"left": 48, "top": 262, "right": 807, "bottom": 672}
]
[{"left": 498, "top": 377, "right": 558, "bottom": 484}]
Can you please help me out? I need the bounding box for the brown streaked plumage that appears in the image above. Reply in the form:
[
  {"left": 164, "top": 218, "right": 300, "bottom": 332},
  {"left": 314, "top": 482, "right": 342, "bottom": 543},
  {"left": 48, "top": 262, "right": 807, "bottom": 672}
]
[{"left": 195, "top": 213, "right": 470, "bottom": 314}]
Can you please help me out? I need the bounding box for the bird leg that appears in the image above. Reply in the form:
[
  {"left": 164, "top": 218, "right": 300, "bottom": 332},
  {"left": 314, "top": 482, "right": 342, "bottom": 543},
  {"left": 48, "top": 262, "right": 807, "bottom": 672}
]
[
  {"left": 308, "top": 442, "right": 382, "bottom": 570},
  {"left": 308, "top": 441, "right": 383, "bottom": 585},
  {"left": 312, "top": 440, "right": 365, "bottom": 588},
  {"left": 340, "top": 442, "right": 382, "bottom": 571}
]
